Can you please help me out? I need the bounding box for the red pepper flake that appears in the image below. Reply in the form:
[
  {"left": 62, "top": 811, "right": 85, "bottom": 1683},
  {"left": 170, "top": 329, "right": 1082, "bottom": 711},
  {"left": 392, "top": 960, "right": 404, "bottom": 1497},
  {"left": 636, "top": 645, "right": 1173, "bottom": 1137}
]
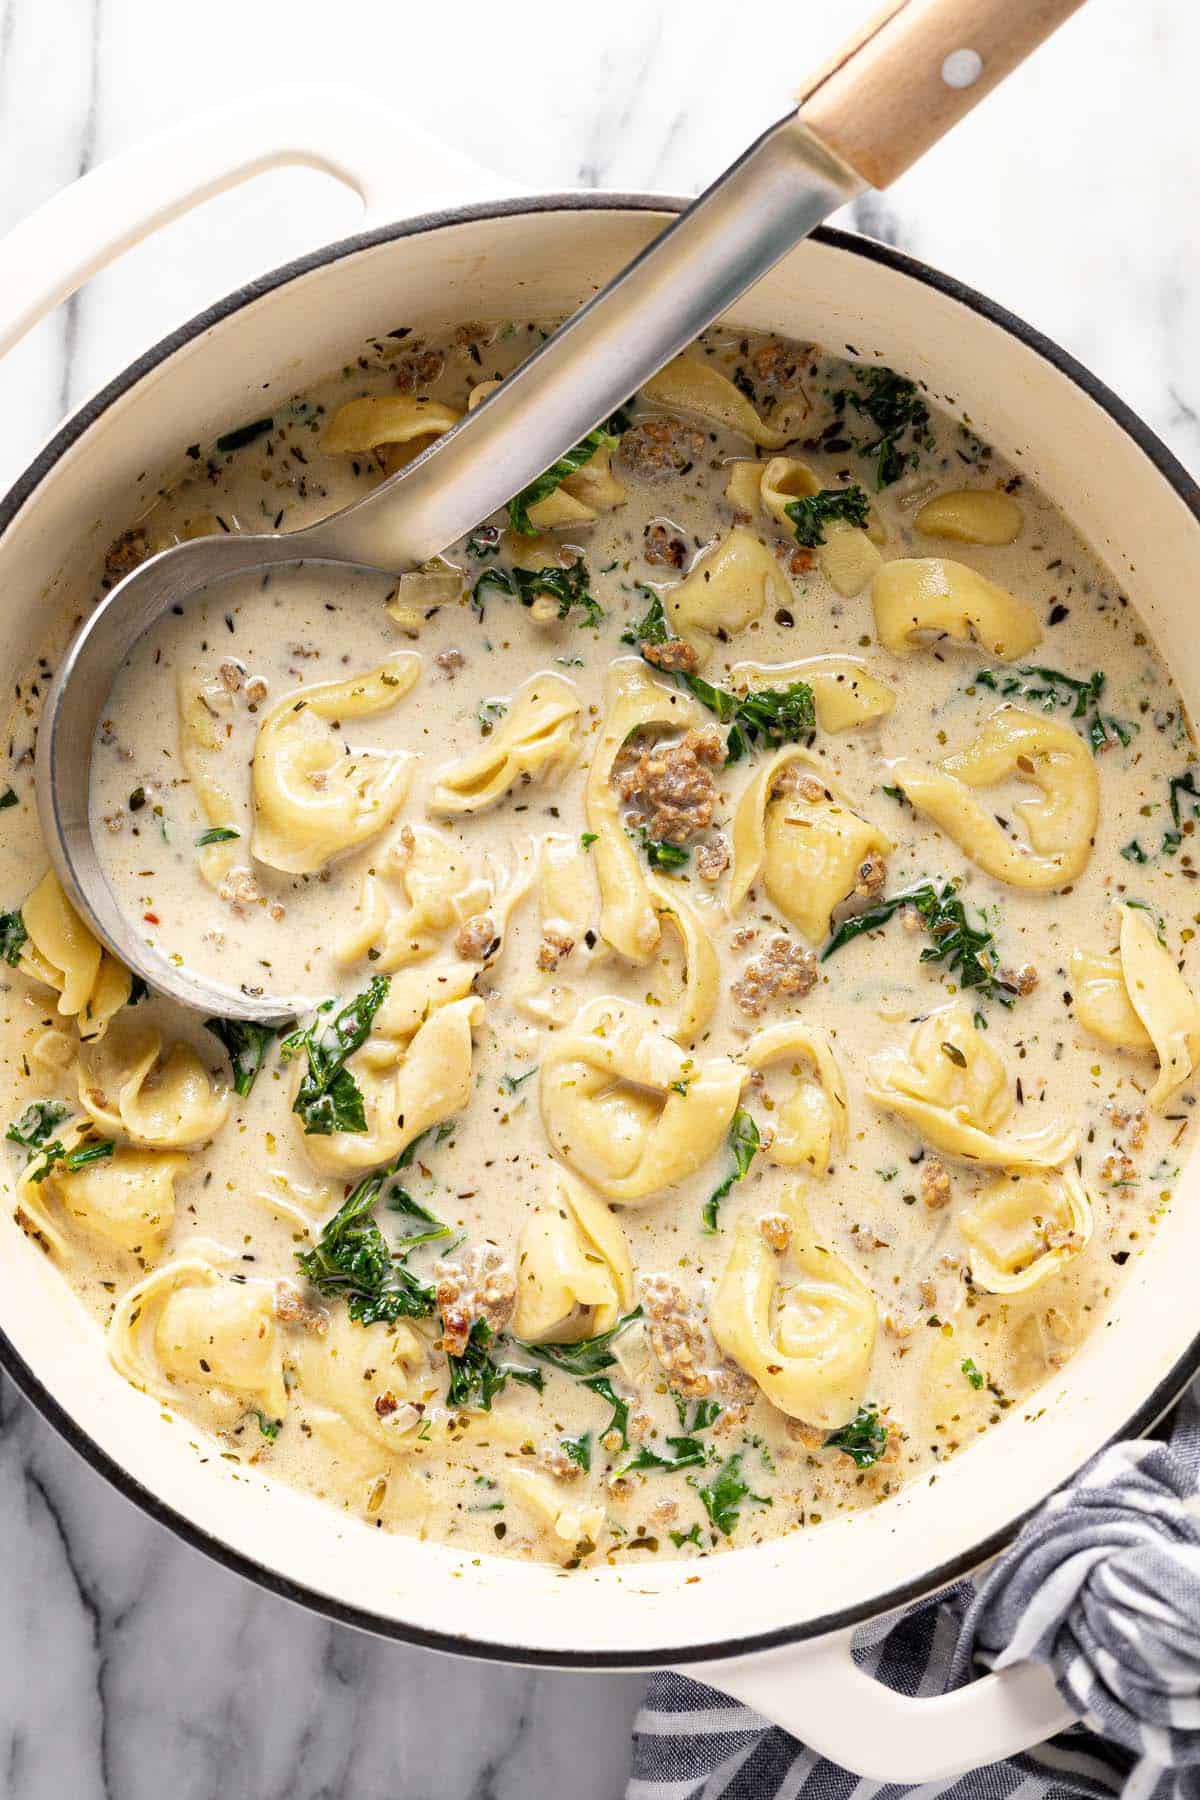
[{"left": 143, "top": 911, "right": 160, "bottom": 925}]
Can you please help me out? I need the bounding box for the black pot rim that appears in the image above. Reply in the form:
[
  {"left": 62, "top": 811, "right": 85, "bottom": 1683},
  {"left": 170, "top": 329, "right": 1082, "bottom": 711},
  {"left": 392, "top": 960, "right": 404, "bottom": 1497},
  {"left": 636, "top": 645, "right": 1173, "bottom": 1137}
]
[{"left": 2, "top": 190, "right": 1198, "bottom": 1672}]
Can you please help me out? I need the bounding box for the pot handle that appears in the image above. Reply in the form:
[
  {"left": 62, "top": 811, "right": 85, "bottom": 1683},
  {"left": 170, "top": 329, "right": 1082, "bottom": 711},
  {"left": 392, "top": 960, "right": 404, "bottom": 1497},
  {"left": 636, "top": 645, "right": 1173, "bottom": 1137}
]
[
  {"left": 686, "top": 1627, "right": 1075, "bottom": 1784},
  {"left": 0, "top": 86, "right": 514, "bottom": 361}
]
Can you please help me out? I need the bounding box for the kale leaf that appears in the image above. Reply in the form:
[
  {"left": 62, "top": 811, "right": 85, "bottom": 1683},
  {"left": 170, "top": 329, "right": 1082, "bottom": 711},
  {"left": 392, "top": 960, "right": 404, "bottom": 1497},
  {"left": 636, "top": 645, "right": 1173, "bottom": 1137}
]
[
  {"left": 27, "top": 1137, "right": 115, "bottom": 1185},
  {"left": 824, "top": 1403, "right": 888, "bottom": 1468},
  {"left": 698, "top": 1452, "right": 770, "bottom": 1537},
  {"left": 514, "top": 1306, "right": 642, "bottom": 1378},
  {"left": 973, "top": 665, "right": 1135, "bottom": 755},
  {"left": 445, "top": 1317, "right": 545, "bottom": 1412},
  {"left": 6, "top": 1099, "right": 70, "bottom": 1155},
  {"left": 281, "top": 976, "right": 389, "bottom": 1135},
  {"left": 702, "top": 1108, "right": 761, "bottom": 1233},
  {"left": 635, "top": 828, "right": 689, "bottom": 871},
  {"left": 583, "top": 1374, "right": 631, "bottom": 1450},
  {"left": 0, "top": 910, "right": 27, "bottom": 966},
  {"left": 204, "top": 1018, "right": 280, "bottom": 1098},
  {"left": 785, "top": 484, "right": 870, "bottom": 548},
  {"left": 296, "top": 1163, "right": 436, "bottom": 1326},
  {"left": 830, "top": 367, "right": 930, "bottom": 489},
  {"left": 617, "top": 1435, "right": 708, "bottom": 1477},
  {"left": 562, "top": 1432, "right": 592, "bottom": 1472},
  {"left": 472, "top": 556, "right": 602, "bottom": 628},
  {"left": 822, "top": 878, "right": 1018, "bottom": 1008}
]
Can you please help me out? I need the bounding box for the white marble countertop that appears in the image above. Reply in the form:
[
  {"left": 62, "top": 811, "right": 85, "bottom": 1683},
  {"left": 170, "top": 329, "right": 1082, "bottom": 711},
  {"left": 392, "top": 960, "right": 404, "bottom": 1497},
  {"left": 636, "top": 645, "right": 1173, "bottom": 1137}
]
[{"left": 0, "top": 1, "right": 1194, "bottom": 1794}]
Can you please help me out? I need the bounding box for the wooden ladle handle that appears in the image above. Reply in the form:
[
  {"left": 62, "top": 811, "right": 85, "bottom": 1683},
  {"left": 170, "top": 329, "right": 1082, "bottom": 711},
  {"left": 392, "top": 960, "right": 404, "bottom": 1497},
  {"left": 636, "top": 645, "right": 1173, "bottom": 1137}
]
[{"left": 797, "top": 0, "right": 1086, "bottom": 189}]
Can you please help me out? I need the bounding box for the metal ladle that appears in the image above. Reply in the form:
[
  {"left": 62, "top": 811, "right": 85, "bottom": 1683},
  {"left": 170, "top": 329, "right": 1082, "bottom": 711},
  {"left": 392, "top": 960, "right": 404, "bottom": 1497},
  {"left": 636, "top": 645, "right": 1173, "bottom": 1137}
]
[{"left": 35, "top": 0, "right": 1083, "bottom": 1023}]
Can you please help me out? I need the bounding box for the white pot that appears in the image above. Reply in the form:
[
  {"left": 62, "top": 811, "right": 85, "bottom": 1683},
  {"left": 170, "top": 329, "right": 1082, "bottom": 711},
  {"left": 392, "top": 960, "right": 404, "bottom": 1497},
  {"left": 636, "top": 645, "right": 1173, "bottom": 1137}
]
[{"left": 1, "top": 90, "right": 1197, "bottom": 1785}]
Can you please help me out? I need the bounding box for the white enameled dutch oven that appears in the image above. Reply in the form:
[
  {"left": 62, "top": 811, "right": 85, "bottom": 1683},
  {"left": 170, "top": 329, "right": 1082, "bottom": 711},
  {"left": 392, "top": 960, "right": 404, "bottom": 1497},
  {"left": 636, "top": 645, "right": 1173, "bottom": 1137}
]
[{"left": 1, "top": 89, "right": 1198, "bottom": 1785}]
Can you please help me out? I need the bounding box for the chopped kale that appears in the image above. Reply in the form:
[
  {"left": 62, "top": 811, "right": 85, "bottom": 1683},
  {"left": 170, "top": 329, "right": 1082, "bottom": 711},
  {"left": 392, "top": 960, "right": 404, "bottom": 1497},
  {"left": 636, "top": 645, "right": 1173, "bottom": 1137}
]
[
  {"left": 617, "top": 1435, "right": 708, "bottom": 1477},
  {"left": 698, "top": 1452, "right": 770, "bottom": 1537},
  {"left": 445, "top": 1317, "right": 545, "bottom": 1412},
  {"left": 515, "top": 1307, "right": 643, "bottom": 1378},
  {"left": 281, "top": 976, "right": 388, "bottom": 1135},
  {"left": 196, "top": 826, "right": 240, "bottom": 846},
  {"left": 702, "top": 1108, "right": 761, "bottom": 1233},
  {"left": 961, "top": 1358, "right": 985, "bottom": 1390},
  {"left": 499, "top": 1067, "right": 538, "bottom": 1094},
  {"left": 0, "top": 788, "right": 17, "bottom": 810},
  {"left": 296, "top": 1156, "right": 437, "bottom": 1326},
  {"left": 562, "top": 1432, "right": 592, "bottom": 1472},
  {"left": 253, "top": 1410, "right": 282, "bottom": 1441},
  {"left": 825, "top": 1404, "right": 888, "bottom": 1468},
  {"left": 0, "top": 910, "right": 27, "bottom": 966},
  {"left": 822, "top": 879, "right": 1017, "bottom": 1008},
  {"left": 6, "top": 1099, "right": 70, "bottom": 1155},
  {"left": 973, "top": 665, "right": 1135, "bottom": 756},
  {"left": 831, "top": 367, "right": 930, "bottom": 488},
  {"left": 635, "top": 828, "right": 689, "bottom": 871},
  {"left": 27, "top": 1137, "right": 115, "bottom": 1185},
  {"left": 472, "top": 557, "right": 602, "bottom": 627},
  {"left": 785, "top": 483, "right": 870, "bottom": 547},
  {"left": 204, "top": 1018, "right": 279, "bottom": 1098},
  {"left": 669, "top": 1522, "right": 703, "bottom": 1548},
  {"left": 583, "top": 1374, "right": 631, "bottom": 1450},
  {"left": 622, "top": 595, "right": 815, "bottom": 761}
]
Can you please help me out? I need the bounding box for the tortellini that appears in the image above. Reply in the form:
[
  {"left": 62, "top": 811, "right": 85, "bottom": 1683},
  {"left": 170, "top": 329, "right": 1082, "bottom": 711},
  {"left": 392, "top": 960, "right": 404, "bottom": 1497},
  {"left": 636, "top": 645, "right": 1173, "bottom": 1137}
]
[
  {"left": 503, "top": 1467, "right": 605, "bottom": 1550},
  {"left": 739, "top": 1023, "right": 848, "bottom": 1173},
  {"left": 429, "top": 672, "right": 580, "bottom": 814},
  {"left": 298, "top": 994, "right": 482, "bottom": 1175},
  {"left": 539, "top": 998, "right": 745, "bottom": 1203},
  {"left": 109, "top": 1253, "right": 287, "bottom": 1420},
  {"left": 291, "top": 1311, "right": 435, "bottom": 1452},
  {"left": 519, "top": 448, "right": 626, "bottom": 533},
  {"left": 251, "top": 653, "right": 420, "bottom": 874},
  {"left": 642, "top": 353, "right": 790, "bottom": 448},
  {"left": 1072, "top": 905, "right": 1200, "bottom": 1109},
  {"left": 16, "top": 1121, "right": 186, "bottom": 1262},
  {"left": 176, "top": 665, "right": 242, "bottom": 888},
  {"left": 711, "top": 1196, "right": 876, "bottom": 1430},
  {"left": 539, "top": 832, "right": 598, "bottom": 953},
  {"left": 884, "top": 705, "right": 1099, "bottom": 891},
  {"left": 78, "top": 1020, "right": 230, "bottom": 1148},
  {"left": 760, "top": 458, "right": 882, "bottom": 597},
  {"left": 645, "top": 874, "right": 719, "bottom": 1046},
  {"left": 913, "top": 488, "right": 1023, "bottom": 546},
  {"left": 867, "top": 1002, "right": 1078, "bottom": 1169},
  {"left": 872, "top": 558, "right": 1041, "bottom": 660},
  {"left": 513, "top": 1169, "right": 634, "bottom": 1342},
  {"left": 17, "top": 870, "right": 131, "bottom": 1040},
  {"left": 585, "top": 658, "right": 701, "bottom": 963},
  {"left": 729, "top": 656, "right": 895, "bottom": 733},
  {"left": 729, "top": 746, "right": 891, "bottom": 943},
  {"left": 336, "top": 824, "right": 489, "bottom": 970},
  {"left": 323, "top": 394, "right": 461, "bottom": 476},
  {"left": 664, "top": 528, "right": 790, "bottom": 665},
  {"left": 958, "top": 1168, "right": 1093, "bottom": 1293}
]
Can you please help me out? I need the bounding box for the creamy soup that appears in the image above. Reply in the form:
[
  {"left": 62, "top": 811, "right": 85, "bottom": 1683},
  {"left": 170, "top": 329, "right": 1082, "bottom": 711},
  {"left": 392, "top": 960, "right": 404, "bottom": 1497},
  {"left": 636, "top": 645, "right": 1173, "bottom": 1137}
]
[{"left": 1, "top": 319, "right": 1196, "bottom": 1569}]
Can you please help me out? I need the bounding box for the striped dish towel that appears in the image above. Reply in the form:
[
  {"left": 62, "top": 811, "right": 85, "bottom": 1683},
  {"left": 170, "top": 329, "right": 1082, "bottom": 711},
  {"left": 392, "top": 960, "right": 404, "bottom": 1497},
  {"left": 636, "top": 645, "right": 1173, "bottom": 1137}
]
[{"left": 629, "top": 1385, "right": 1200, "bottom": 1799}]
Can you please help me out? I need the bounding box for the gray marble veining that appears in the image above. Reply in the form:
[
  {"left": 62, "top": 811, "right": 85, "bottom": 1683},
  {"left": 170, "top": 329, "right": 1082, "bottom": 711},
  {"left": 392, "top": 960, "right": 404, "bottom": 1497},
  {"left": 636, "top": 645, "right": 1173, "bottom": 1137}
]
[{"left": 0, "top": 0, "right": 1194, "bottom": 1794}]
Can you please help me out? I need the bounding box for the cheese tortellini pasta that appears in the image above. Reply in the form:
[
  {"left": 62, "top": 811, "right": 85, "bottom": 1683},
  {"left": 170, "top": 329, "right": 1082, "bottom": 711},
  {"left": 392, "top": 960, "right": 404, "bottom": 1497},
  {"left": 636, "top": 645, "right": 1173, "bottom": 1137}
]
[
  {"left": 77, "top": 1020, "right": 230, "bottom": 1148},
  {"left": 664, "top": 528, "right": 790, "bottom": 665},
  {"left": 252, "top": 653, "right": 420, "bottom": 873},
  {"left": 760, "top": 458, "right": 882, "bottom": 597},
  {"left": 513, "top": 1168, "right": 634, "bottom": 1342},
  {"left": 429, "top": 672, "right": 580, "bottom": 814},
  {"left": 884, "top": 705, "right": 1099, "bottom": 890},
  {"left": 958, "top": 1169, "right": 1093, "bottom": 1294},
  {"left": 323, "top": 394, "right": 461, "bottom": 476},
  {"left": 872, "top": 557, "right": 1041, "bottom": 659},
  {"left": 729, "top": 745, "right": 891, "bottom": 942},
  {"left": 739, "top": 1022, "right": 848, "bottom": 1173},
  {"left": 109, "top": 1253, "right": 287, "bottom": 1421},
  {"left": 642, "top": 353, "right": 790, "bottom": 448},
  {"left": 17, "top": 870, "right": 131, "bottom": 1040},
  {"left": 16, "top": 1120, "right": 186, "bottom": 1263},
  {"left": 1072, "top": 905, "right": 1200, "bottom": 1109},
  {"left": 585, "top": 659, "right": 701, "bottom": 963},
  {"left": 539, "top": 998, "right": 745, "bottom": 1202},
  {"left": 711, "top": 1197, "right": 876, "bottom": 1429},
  {"left": 913, "top": 488, "right": 1024, "bottom": 545},
  {"left": 868, "top": 1003, "right": 1078, "bottom": 1169}
]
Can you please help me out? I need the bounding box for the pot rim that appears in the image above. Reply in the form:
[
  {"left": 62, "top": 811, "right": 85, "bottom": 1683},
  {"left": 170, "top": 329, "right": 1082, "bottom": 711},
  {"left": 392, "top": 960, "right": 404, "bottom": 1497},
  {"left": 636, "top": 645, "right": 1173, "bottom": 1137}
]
[{"left": 2, "top": 191, "right": 1198, "bottom": 1670}]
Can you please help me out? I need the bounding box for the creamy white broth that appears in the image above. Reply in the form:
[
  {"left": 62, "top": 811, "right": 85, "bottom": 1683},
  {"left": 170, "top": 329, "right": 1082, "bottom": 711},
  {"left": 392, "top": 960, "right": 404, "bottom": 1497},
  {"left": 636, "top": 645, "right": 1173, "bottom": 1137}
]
[{"left": 1, "top": 319, "right": 1196, "bottom": 1568}]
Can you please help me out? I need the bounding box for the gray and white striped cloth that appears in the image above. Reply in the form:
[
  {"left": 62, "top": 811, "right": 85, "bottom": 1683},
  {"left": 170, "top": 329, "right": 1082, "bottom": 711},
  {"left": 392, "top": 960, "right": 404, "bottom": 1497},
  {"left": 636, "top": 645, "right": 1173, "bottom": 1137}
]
[{"left": 628, "top": 1385, "right": 1200, "bottom": 1799}]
